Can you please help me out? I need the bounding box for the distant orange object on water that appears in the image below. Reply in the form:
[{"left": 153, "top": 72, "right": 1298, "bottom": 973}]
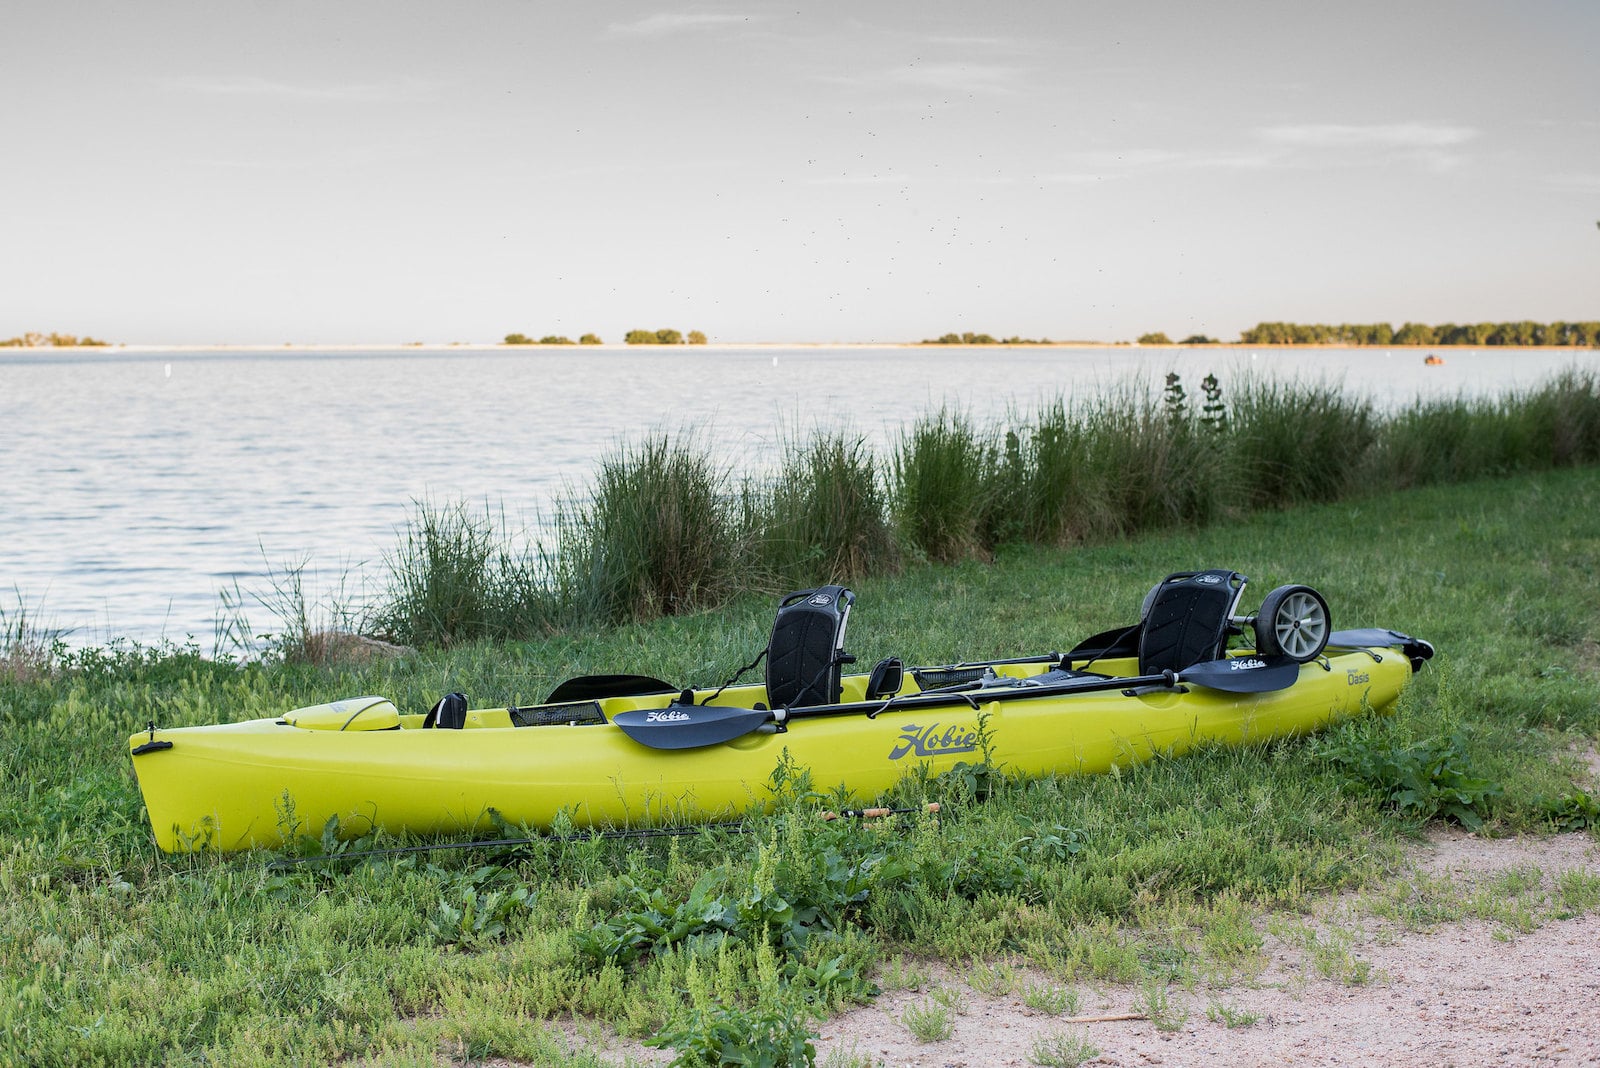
[{"left": 1424, "top": 354, "right": 1445, "bottom": 366}]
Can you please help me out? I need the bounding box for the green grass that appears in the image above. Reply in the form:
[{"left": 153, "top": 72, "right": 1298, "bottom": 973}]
[
  {"left": 900, "top": 997, "right": 955, "bottom": 1042},
  {"left": 758, "top": 427, "right": 899, "bottom": 588},
  {"left": 1231, "top": 376, "right": 1374, "bottom": 507},
  {"left": 891, "top": 406, "right": 999, "bottom": 563},
  {"left": 1007, "top": 396, "right": 1115, "bottom": 545},
  {"left": 368, "top": 499, "right": 506, "bottom": 647},
  {"left": 3, "top": 466, "right": 1600, "bottom": 1064},
  {"left": 1019, "top": 980, "right": 1081, "bottom": 1016},
  {"left": 1, "top": 593, "right": 57, "bottom": 683},
  {"left": 1133, "top": 976, "right": 1190, "bottom": 1031},
  {"left": 552, "top": 431, "right": 745, "bottom": 626},
  {"left": 1029, "top": 1029, "right": 1099, "bottom": 1068},
  {"left": 1205, "top": 999, "right": 1260, "bottom": 1029}
]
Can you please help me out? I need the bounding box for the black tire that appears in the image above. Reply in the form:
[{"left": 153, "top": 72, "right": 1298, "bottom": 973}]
[{"left": 1253, "top": 585, "right": 1331, "bottom": 662}]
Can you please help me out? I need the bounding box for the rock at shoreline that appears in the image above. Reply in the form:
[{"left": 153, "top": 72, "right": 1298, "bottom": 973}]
[{"left": 304, "top": 631, "right": 417, "bottom": 666}]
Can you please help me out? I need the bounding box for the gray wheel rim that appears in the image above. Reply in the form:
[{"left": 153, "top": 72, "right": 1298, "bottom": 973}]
[{"left": 1274, "top": 590, "right": 1328, "bottom": 660}]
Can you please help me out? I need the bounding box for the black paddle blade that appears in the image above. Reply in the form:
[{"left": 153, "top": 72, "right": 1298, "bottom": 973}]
[
  {"left": 1065, "top": 624, "right": 1141, "bottom": 662},
  {"left": 612, "top": 703, "right": 771, "bottom": 750},
  {"left": 546, "top": 673, "right": 679, "bottom": 703},
  {"left": 1327, "top": 628, "right": 1435, "bottom": 670},
  {"left": 1179, "top": 655, "right": 1301, "bottom": 693}
]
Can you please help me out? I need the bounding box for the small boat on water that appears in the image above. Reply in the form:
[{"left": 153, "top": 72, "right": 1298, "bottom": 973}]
[{"left": 129, "top": 570, "right": 1434, "bottom": 853}]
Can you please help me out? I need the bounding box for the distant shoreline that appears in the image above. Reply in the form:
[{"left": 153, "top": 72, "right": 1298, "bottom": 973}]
[{"left": 7, "top": 341, "right": 1600, "bottom": 354}]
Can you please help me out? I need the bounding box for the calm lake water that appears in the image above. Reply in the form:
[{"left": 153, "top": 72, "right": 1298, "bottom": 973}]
[{"left": 2, "top": 344, "right": 1592, "bottom": 648}]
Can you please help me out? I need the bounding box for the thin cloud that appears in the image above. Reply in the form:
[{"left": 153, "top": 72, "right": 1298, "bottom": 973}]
[
  {"left": 1254, "top": 122, "right": 1480, "bottom": 173},
  {"left": 1066, "top": 149, "right": 1185, "bottom": 170},
  {"left": 817, "top": 59, "right": 1024, "bottom": 99},
  {"left": 607, "top": 11, "right": 766, "bottom": 35},
  {"left": 889, "top": 61, "right": 1021, "bottom": 95},
  {"left": 1257, "top": 122, "right": 1479, "bottom": 148},
  {"left": 920, "top": 33, "right": 1049, "bottom": 55},
  {"left": 1543, "top": 172, "right": 1600, "bottom": 193},
  {"left": 157, "top": 74, "right": 438, "bottom": 103},
  {"left": 1055, "top": 147, "right": 1281, "bottom": 177}
]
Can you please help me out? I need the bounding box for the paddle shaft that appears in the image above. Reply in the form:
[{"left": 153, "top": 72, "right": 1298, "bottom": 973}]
[
  {"left": 617, "top": 643, "right": 1333, "bottom": 750},
  {"left": 794, "top": 655, "right": 1297, "bottom": 722}
]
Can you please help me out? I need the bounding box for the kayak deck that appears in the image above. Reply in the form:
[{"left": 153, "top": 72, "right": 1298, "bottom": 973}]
[{"left": 129, "top": 645, "right": 1419, "bottom": 853}]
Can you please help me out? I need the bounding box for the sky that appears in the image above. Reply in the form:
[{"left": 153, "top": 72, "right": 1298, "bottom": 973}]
[{"left": 3, "top": 0, "right": 1597, "bottom": 345}]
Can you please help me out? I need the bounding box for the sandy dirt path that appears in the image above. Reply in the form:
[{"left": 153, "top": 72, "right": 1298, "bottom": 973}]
[{"left": 555, "top": 829, "right": 1599, "bottom": 1067}]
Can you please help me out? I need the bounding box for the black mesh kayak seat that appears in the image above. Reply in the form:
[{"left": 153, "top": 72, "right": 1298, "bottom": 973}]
[
  {"left": 766, "top": 585, "right": 855, "bottom": 709},
  {"left": 1138, "top": 570, "right": 1247, "bottom": 675}
]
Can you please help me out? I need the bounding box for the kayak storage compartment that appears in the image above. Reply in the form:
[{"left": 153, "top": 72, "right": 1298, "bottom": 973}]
[
  {"left": 510, "top": 701, "right": 607, "bottom": 727},
  {"left": 283, "top": 697, "right": 401, "bottom": 731}
]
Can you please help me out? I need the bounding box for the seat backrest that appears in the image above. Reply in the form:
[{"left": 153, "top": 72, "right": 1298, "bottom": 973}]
[
  {"left": 1138, "top": 570, "right": 1244, "bottom": 674},
  {"left": 865, "top": 656, "right": 904, "bottom": 700},
  {"left": 423, "top": 691, "right": 468, "bottom": 729},
  {"left": 766, "top": 585, "right": 854, "bottom": 708}
]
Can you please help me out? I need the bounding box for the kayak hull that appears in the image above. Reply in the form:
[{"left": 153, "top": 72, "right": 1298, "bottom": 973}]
[{"left": 129, "top": 645, "right": 1418, "bottom": 854}]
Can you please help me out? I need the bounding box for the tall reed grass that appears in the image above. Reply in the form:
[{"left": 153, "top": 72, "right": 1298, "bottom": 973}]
[
  {"left": 1376, "top": 396, "right": 1506, "bottom": 489},
  {"left": 891, "top": 407, "right": 999, "bottom": 562},
  {"left": 553, "top": 433, "right": 742, "bottom": 626},
  {"left": 368, "top": 500, "right": 500, "bottom": 646},
  {"left": 1229, "top": 378, "right": 1375, "bottom": 508},
  {"left": 0, "top": 594, "right": 56, "bottom": 683},
  {"left": 1084, "top": 384, "right": 1227, "bottom": 534},
  {"left": 357, "top": 367, "right": 1600, "bottom": 649},
  {"left": 1008, "top": 397, "right": 1115, "bottom": 545},
  {"left": 1372, "top": 368, "right": 1600, "bottom": 489},
  {"left": 758, "top": 428, "right": 898, "bottom": 587},
  {"left": 1523, "top": 368, "right": 1600, "bottom": 467}
]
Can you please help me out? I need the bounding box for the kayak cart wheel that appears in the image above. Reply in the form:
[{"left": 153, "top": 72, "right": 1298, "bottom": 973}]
[{"left": 1253, "top": 584, "right": 1330, "bottom": 662}]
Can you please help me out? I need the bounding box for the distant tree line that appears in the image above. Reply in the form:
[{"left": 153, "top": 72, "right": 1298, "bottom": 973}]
[
  {"left": 1238, "top": 321, "right": 1600, "bottom": 347},
  {"left": 624, "top": 329, "right": 707, "bottom": 345},
  {"left": 504, "top": 333, "right": 603, "bottom": 345},
  {"left": 920, "top": 332, "right": 1054, "bottom": 345},
  {"left": 1138, "top": 332, "right": 1217, "bottom": 345},
  {"left": 1, "top": 331, "right": 110, "bottom": 347}
]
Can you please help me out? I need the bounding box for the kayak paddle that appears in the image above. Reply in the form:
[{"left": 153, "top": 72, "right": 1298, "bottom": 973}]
[{"left": 613, "top": 653, "right": 1304, "bottom": 750}]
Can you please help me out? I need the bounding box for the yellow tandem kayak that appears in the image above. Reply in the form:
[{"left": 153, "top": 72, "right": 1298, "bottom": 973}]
[{"left": 129, "top": 570, "right": 1433, "bottom": 853}]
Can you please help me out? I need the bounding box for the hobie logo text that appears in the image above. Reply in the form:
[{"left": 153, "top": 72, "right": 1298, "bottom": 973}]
[
  {"left": 645, "top": 709, "right": 691, "bottom": 723},
  {"left": 1230, "top": 658, "right": 1267, "bottom": 671},
  {"left": 889, "top": 722, "right": 980, "bottom": 760}
]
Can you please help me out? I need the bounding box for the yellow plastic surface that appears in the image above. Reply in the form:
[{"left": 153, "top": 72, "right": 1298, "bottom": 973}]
[
  {"left": 130, "top": 649, "right": 1416, "bottom": 853},
  {"left": 282, "top": 697, "right": 401, "bottom": 731}
]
